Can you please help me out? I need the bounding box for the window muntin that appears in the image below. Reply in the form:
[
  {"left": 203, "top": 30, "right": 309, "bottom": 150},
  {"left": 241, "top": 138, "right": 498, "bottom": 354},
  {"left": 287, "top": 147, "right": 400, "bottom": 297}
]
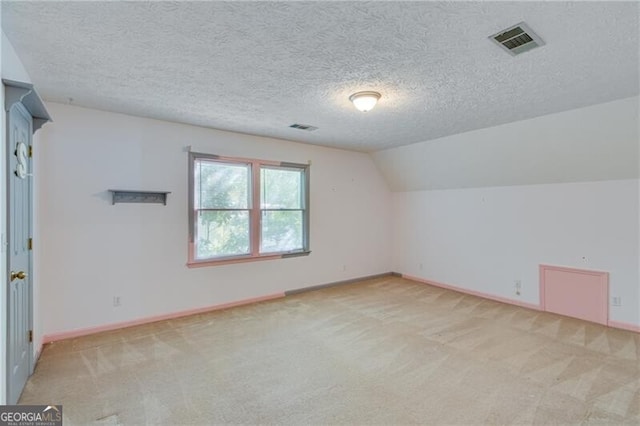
[{"left": 189, "top": 153, "right": 309, "bottom": 265}]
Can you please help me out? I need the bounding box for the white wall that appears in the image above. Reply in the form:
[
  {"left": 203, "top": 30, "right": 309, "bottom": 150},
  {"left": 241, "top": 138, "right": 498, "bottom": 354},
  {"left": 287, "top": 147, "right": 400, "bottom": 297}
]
[
  {"left": 393, "top": 180, "right": 639, "bottom": 325},
  {"left": 375, "top": 97, "right": 640, "bottom": 327},
  {"left": 36, "top": 102, "right": 392, "bottom": 336},
  {"left": 2, "top": 31, "right": 31, "bottom": 83},
  {"left": 373, "top": 97, "right": 638, "bottom": 191}
]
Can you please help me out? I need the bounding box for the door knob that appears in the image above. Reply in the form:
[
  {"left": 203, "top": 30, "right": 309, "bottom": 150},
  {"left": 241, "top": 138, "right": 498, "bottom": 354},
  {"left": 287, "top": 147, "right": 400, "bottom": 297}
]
[{"left": 10, "top": 271, "right": 27, "bottom": 281}]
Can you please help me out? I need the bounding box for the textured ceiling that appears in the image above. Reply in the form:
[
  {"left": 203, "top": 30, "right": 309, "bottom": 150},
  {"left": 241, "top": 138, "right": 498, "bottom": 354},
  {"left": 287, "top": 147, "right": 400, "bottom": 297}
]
[{"left": 3, "top": 1, "right": 638, "bottom": 152}]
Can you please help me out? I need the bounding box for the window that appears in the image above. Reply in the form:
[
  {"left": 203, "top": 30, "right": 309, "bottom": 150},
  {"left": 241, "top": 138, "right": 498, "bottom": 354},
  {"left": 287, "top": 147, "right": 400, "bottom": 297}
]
[{"left": 188, "top": 153, "right": 309, "bottom": 266}]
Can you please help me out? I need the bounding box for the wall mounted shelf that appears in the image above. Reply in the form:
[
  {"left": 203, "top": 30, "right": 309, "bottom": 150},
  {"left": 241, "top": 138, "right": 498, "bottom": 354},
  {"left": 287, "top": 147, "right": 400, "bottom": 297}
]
[{"left": 108, "top": 190, "right": 171, "bottom": 205}]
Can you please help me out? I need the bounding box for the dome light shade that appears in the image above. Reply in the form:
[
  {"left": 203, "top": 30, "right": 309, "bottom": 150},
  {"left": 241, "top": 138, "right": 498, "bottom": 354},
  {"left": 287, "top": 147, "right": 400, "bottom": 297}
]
[{"left": 349, "top": 91, "right": 381, "bottom": 112}]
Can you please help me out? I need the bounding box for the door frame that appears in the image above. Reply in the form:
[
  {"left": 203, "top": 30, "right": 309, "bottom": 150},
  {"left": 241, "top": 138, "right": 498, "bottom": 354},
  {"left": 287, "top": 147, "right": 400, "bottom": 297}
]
[{"left": 2, "top": 79, "right": 50, "bottom": 404}]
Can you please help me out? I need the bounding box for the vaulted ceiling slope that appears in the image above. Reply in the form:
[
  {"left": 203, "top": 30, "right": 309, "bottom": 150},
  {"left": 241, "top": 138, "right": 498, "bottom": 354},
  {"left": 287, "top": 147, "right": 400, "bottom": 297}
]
[{"left": 3, "top": 1, "right": 638, "bottom": 152}]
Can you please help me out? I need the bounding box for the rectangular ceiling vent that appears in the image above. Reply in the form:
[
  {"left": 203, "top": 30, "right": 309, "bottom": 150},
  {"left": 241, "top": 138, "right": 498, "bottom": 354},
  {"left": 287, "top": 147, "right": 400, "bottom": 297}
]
[
  {"left": 490, "top": 22, "right": 545, "bottom": 56},
  {"left": 289, "top": 123, "right": 318, "bottom": 131}
]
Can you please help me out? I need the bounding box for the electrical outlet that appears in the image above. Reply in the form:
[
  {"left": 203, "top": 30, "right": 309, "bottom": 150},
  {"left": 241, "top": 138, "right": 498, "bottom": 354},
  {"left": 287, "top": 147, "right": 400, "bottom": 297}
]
[
  {"left": 419, "top": 263, "right": 423, "bottom": 270},
  {"left": 113, "top": 296, "right": 121, "bottom": 307},
  {"left": 612, "top": 296, "right": 622, "bottom": 307},
  {"left": 514, "top": 280, "right": 522, "bottom": 296}
]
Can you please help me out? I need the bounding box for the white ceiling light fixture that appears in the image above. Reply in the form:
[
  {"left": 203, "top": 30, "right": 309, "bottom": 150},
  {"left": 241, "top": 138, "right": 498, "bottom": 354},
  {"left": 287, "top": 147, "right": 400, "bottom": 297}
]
[{"left": 349, "top": 91, "right": 381, "bottom": 112}]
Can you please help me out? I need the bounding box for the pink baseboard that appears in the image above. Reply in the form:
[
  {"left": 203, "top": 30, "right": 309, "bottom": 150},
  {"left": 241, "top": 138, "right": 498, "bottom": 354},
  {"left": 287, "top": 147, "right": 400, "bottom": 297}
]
[
  {"left": 402, "top": 274, "right": 639, "bottom": 334},
  {"left": 42, "top": 292, "right": 285, "bottom": 344},
  {"left": 403, "top": 274, "right": 542, "bottom": 311},
  {"left": 607, "top": 321, "right": 640, "bottom": 333},
  {"left": 39, "top": 274, "right": 640, "bottom": 345}
]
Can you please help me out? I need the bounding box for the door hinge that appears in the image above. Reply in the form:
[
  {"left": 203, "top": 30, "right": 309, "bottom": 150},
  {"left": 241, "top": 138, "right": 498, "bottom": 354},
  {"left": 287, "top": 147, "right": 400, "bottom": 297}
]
[
  {"left": 28, "top": 145, "right": 33, "bottom": 158},
  {"left": 28, "top": 330, "right": 33, "bottom": 343},
  {"left": 28, "top": 238, "right": 32, "bottom": 250}
]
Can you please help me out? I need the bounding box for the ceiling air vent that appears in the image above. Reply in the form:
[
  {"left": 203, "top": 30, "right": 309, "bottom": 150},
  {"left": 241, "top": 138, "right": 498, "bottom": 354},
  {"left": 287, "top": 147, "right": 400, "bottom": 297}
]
[
  {"left": 489, "top": 22, "right": 545, "bottom": 56},
  {"left": 289, "top": 123, "right": 318, "bottom": 131}
]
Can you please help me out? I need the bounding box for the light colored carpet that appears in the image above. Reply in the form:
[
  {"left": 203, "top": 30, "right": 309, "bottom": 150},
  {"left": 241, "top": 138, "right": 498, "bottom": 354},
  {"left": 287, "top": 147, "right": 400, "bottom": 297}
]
[{"left": 21, "top": 276, "right": 640, "bottom": 425}]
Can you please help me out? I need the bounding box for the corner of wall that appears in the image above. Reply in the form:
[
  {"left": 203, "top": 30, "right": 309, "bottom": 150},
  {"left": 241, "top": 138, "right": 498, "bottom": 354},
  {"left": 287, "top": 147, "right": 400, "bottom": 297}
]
[{"left": 380, "top": 98, "right": 639, "bottom": 327}]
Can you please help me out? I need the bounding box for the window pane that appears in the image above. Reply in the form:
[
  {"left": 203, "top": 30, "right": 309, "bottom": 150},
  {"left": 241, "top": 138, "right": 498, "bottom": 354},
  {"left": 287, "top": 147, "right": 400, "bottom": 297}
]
[
  {"left": 260, "top": 211, "right": 303, "bottom": 253},
  {"left": 196, "top": 211, "right": 250, "bottom": 259},
  {"left": 195, "top": 160, "right": 249, "bottom": 209},
  {"left": 261, "top": 167, "right": 303, "bottom": 209}
]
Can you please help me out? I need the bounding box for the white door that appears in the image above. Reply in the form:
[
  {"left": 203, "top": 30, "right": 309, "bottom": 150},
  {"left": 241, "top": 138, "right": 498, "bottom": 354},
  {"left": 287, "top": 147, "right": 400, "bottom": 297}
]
[{"left": 6, "top": 102, "right": 33, "bottom": 405}]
